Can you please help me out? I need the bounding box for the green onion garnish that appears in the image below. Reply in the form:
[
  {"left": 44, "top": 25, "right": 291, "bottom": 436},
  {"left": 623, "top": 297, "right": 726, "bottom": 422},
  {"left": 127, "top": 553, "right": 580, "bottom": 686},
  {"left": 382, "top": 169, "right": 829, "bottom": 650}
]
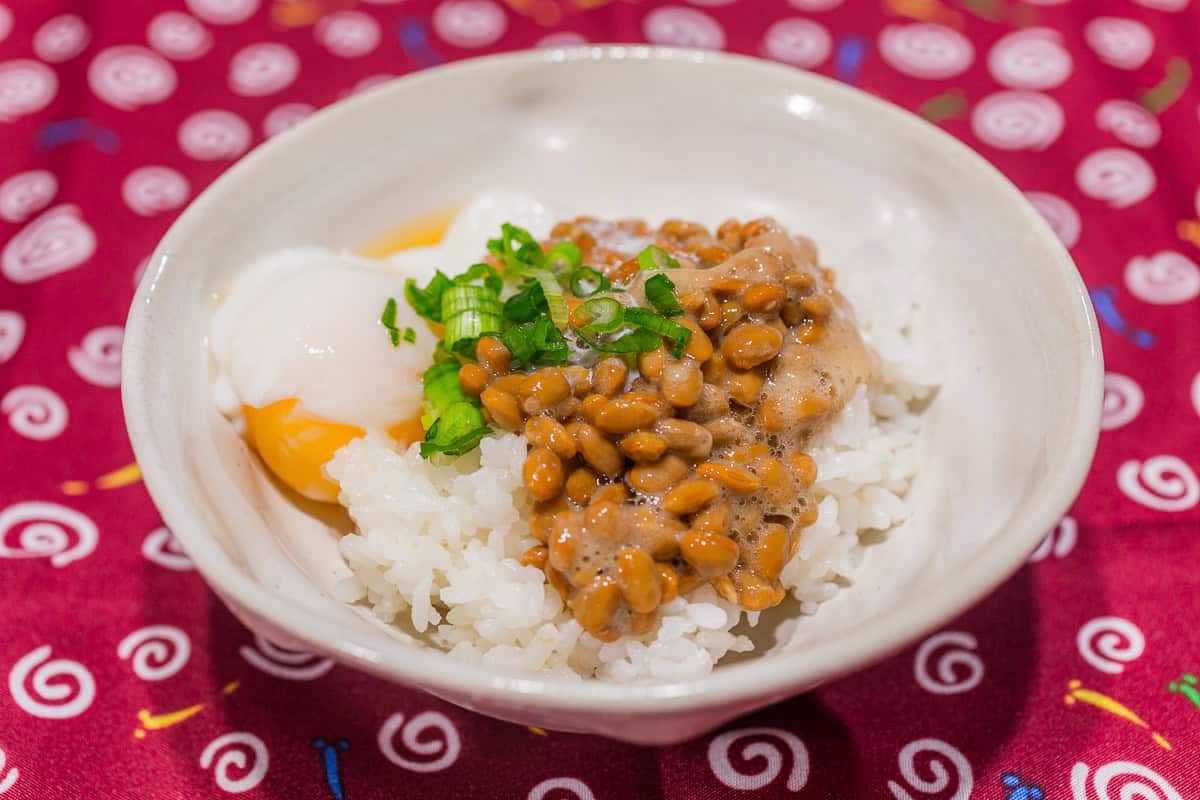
[
  {"left": 422, "top": 362, "right": 469, "bottom": 415},
  {"left": 575, "top": 327, "right": 662, "bottom": 353},
  {"left": 544, "top": 241, "right": 582, "bottom": 276},
  {"left": 454, "top": 262, "right": 503, "bottom": 294},
  {"left": 380, "top": 297, "right": 402, "bottom": 346},
  {"left": 569, "top": 266, "right": 611, "bottom": 297},
  {"left": 487, "top": 222, "right": 543, "bottom": 276},
  {"left": 441, "top": 284, "right": 503, "bottom": 350},
  {"left": 644, "top": 273, "right": 683, "bottom": 317},
  {"left": 625, "top": 307, "right": 692, "bottom": 358},
  {"left": 501, "top": 319, "right": 569, "bottom": 369},
  {"left": 571, "top": 297, "right": 624, "bottom": 334},
  {"left": 637, "top": 245, "right": 680, "bottom": 272},
  {"left": 402, "top": 326, "right": 417, "bottom": 343},
  {"left": 530, "top": 267, "right": 568, "bottom": 329},
  {"left": 503, "top": 279, "right": 548, "bottom": 323},
  {"left": 420, "top": 401, "right": 492, "bottom": 461},
  {"left": 404, "top": 272, "right": 454, "bottom": 322},
  {"left": 431, "top": 340, "right": 459, "bottom": 365}
]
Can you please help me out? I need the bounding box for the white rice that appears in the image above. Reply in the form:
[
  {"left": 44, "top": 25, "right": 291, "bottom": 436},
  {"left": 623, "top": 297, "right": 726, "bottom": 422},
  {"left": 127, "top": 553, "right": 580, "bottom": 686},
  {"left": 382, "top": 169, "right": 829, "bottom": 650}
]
[{"left": 325, "top": 272, "right": 937, "bottom": 681}]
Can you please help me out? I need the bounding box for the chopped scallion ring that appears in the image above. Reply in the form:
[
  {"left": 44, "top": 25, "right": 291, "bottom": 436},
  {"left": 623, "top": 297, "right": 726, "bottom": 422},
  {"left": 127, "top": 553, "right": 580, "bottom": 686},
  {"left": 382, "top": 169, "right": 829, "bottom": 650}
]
[
  {"left": 571, "top": 297, "right": 624, "bottom": 334},
  {"left": 637, "top": 245, "right": 681, "bottom": 271}
]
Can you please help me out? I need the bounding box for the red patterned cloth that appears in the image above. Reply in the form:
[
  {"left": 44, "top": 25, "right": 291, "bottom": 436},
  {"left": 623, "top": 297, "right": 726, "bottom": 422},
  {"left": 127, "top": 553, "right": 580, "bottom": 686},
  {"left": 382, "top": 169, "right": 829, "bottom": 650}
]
[{"left": 2, "top": 0, "right": 1199, "bottom": 797}]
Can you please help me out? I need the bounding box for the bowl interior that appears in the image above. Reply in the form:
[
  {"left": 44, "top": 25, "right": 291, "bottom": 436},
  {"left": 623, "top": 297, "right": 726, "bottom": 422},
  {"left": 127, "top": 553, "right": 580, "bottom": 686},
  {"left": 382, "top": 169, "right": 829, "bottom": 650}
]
[{"left": 124, "top": 47, "right": 1099, "bottom": 731}]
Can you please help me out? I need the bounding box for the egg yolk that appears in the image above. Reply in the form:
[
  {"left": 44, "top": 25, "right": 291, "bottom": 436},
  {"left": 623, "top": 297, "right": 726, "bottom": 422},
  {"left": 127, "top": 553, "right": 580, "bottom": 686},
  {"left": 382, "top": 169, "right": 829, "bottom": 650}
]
[
  {"left": 243, "top": 400, "right": 367, "bottom": 503},
  {"left": 244, "top": 400, "right": 429, "bottom": 503}
]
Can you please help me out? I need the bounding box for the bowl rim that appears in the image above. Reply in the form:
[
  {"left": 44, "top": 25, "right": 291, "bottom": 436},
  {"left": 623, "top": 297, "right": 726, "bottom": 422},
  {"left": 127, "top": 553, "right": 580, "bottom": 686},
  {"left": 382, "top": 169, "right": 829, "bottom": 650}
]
[{"left": 123, "top": 45, "right": 1103, "bottom": 713}]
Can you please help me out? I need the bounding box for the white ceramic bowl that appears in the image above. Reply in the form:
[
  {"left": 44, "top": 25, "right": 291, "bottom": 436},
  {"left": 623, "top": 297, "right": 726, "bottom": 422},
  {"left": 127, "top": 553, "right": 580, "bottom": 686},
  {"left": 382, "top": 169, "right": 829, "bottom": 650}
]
[{"left": 123, "top": 47, "right": 1102, "bottom": 745}]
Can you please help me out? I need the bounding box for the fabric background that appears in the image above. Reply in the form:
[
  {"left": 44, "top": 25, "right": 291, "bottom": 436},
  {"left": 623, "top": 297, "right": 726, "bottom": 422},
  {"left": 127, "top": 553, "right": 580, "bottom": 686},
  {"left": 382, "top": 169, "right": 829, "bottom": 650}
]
[{"left": 1, "top": 0, "right": 1198, "bottom": 797}]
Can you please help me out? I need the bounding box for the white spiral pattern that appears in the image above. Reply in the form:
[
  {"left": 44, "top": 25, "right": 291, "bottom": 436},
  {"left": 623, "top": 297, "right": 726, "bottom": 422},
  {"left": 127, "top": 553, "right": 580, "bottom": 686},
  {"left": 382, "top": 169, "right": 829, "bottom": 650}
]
[
  {"left": 142, "top": 526, "right": 194, "bottom": 571},
  {"left": 528, "top": 778, "right": 596, "bottom": 800},
  {"left": 185, "top": 0, "right": 260, "bottom": 26},
  {"left": 1117, "top": 456, "right": 1200, "bottom": 512},
  {"left": 1076, "top": 616, "right": 1145, "bottom": 674},
  {"left": 988, "top": 28, "right": 1072, "bottom": 90},
  {"left": 762, "top": 18, "right": 832, "bottom": 69},
  {"left": 887, "top": 739, "right": 973, "bottom": 800},
  {"left": 643, "top": 7, "right": 726, "bottom": 50},
  {"left": 263, "top": 102, "right": 314, "bottom": 138},
  {"left": 1095, "top": 100, "right": 1161, "bottom": 148},
  {"left": 1101, "top": 373, "right": 1144, "bottom": 430},
  {"left": 378, "top": 711, "right": 462, "bottom": 772},
  {"left": 433, "top": 0, "right": 508, "bottom": 49},
  {"left": 2, "top": 204, "right": 96, "bottom": 284},
  {"left": 913, "top": 631, "right": 984, "bottom": 694},
  {"left": 178, "top": 109, "right": 252, "bottom": 161},
  {"left": 199, "top": 732, "right": 269, "bottom": 793},
  {"left": 1029, "top": 515, "right": 1078, "bottom": 562},
  {"left": 0, "top": 502, "right": 97, "bottom": 567},
  {"left": 0, "top": 310, "right": 24, "bottom": 364},
  {"left": 971, "top": 91, "right": 1064, "bottom": 151},
  {"left": 0, "top": 744, "right": 16, "bottom": 794},
  {"left": 878, "top": 23, "right": 974, "bottom": 80},
  {"left": 239, "top": 635, "right": 333, "bottom": 680},
  {"left": 228, "top": 42, "right": 299, "bottom": 97},
  {"left": 33, "top": 14, "right": 91, "bottom": 63},
  {"left": 1076, "top": 148, "right": 1156, "bottom": 209},
  {"left": 1071, "top": 760, "right": 1183, "bottom": 800},
  {"left": 117, "top": 625, "right": 191, "bottom": 681},
  {"left": 2, "top": 386, "right": 68, "bottom": 441},
  {"left": 121, "top": 166, "right": 190, "bottom": 218},
  {"left": 7, "top": 645, "right": 96, "bottom": 720},
  {"left": 707, "top": 727, "right": 809, "bottom": 792},
  {"left": 1124, "top": 251, "right": 1200, "bottom": 305},
  {"left": 87, "top": 46, "right": 177, "bottom": 111},
  {"left": 316, "top": 11, "right": 382, "bottom": 58},
  {"left": 1025, "top": 191, "right": 1081, "bottom": 248},
  {"left": 1085, "top": 18, "right": 1154, "bottom": 71},
  {"left": 67, "top": 325, "right": 123, "bottom": 387},
  {"left": 147, "top": 12, "right": 213, "bottom": 61},
  {"left": 0, "top": 169, "right": 57, "bottom": 224},
  {"left": 0, "top": 59, "right": 59, "bottom": 122}
]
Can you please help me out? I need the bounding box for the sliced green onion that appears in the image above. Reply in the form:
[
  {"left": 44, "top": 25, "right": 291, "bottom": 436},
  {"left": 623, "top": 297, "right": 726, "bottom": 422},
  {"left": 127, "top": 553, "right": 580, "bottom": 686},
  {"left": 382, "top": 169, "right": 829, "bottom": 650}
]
[
  {"left": 644, "top": 273, "right": 683, "bottom": 317},
  {"left": 380, "top": 297, "right": 402, "bottom": 346},
  {"left": 486, "top": 222, "right": 543, "bottom": 276},
  {"left": 402, "top": 326, "right": 417, "bottom": 344},
  {"left": 503, "top": 280, "right": 548, "bottom": 323},
  {"left": 571, "top": 297, "right": 624, "bottom": 334},
  {"left": 569, "top": 266, "right": 611, "bottom": 297},
  {"left": 625, "top": 307, "right": 692, "bottom": 358},
  {"left": 449, "top": 336, "right": 481, "bottom": 358},
  {"left": 441, "top": 284, "right": 503, "bottom": 349},
  {"left": 637, "top": 245, "right": 681, "bottom": 272},
  {"left": 431, "top": 340, "right": 459, "bottom": 365},
  {"left": 575, "top": 327, "right": 662, "bottom": 354},
  {"left": 420, "top": 401, "right": 492, "bottom": 462},
  {"left": 530, "top": 267, "right": 568, "bottom": 329},
  {"left": 454, "top": 263, "right": 503, "bottom": 295},
  {"left": 501, "top": 319, "right": 569, "bottom": 369},
  {"left": 422, "top": 362, "right": 469, "bottom": 416},
  {"left": 404, "top": 272, "right": 453, "bottom": 322},
  {"left": 544, "top": 242, "right": 582, "bottom": 276}
]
